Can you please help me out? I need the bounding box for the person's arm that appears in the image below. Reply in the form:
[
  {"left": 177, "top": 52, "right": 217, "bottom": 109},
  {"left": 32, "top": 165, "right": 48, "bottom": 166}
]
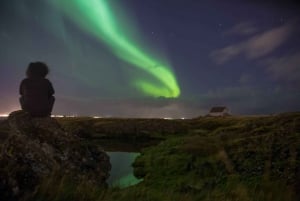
[{"left": 48, "top": 81, "right": 55, "bottom": 96}]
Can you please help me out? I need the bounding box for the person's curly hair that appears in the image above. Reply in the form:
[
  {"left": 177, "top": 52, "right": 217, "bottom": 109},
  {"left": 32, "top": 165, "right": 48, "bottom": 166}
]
[{"left": 26, "top": 62, "right": 49, "bottom": 78}]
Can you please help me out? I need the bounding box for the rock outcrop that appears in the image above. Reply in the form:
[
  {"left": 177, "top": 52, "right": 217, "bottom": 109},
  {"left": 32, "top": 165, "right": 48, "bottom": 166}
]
[{"left": 0, "top": 111, "right": 111, "bottom": 200}]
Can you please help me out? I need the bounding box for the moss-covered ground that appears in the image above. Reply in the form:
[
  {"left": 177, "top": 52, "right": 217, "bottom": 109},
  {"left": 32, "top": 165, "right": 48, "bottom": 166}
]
[{"left": 2, "top": 112, "right": 300, "bottom": 201}]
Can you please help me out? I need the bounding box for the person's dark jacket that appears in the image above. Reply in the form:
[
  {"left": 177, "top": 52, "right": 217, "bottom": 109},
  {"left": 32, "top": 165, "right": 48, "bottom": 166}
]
[{"left": 19, "top": 78, "right": 55, "bottom": 117}]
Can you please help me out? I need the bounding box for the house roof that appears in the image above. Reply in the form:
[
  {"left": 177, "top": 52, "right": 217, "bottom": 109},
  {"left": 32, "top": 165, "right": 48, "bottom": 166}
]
[{"left": 209, "top": 106, "right": 227, "bottom": 113}]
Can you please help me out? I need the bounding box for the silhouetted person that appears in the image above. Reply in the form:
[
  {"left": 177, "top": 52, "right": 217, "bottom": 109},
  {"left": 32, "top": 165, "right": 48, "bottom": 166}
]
[{"left": 19, "top": 62, "right": 55, "bottom": 117}]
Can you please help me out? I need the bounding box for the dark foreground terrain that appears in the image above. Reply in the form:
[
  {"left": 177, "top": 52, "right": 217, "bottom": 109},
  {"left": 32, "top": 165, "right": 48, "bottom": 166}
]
[{"left": 0, "top": 112, "right": 299, "bottom": 201}]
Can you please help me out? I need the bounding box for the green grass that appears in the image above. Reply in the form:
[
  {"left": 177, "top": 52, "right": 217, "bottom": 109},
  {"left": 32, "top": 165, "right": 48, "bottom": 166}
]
[{"left": 3, "top": 113, "right": 300, "bottom": 201}]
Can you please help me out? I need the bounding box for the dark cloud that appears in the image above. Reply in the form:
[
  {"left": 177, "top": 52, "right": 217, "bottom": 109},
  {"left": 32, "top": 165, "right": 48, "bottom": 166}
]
[
  {"left": 211, "top": 23, "right": 294, "bottom": 64},
  {"left": 224, "top": 21, "right": 258, "bottom": 36},
  {"left": 264, "top": 52, "right": 300, "bottom": 82}
]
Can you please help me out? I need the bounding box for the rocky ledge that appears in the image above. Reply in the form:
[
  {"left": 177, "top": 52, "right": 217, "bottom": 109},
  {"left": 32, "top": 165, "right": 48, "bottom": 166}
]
[{"left": 0, "top": 111, "right": 111, "bottom": 201}]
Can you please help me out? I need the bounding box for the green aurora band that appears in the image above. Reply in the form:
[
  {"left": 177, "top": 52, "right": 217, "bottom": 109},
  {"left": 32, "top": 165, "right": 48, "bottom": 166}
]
[{"left": 51, "top": 0, "right": 180, "bottom": 98}]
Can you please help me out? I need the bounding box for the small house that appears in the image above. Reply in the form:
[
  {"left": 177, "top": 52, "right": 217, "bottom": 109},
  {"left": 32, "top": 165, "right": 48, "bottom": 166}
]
[{"left": 208, "top": 106, "right": 229, "bottom": 117}]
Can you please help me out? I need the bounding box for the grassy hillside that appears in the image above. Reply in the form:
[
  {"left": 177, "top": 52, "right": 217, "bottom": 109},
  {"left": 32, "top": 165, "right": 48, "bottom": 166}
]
[
  {"left": 57, "top": 117, "right": 189, "bottom": 139},
  {"left": 130, "top": 113, "right": 300, "bottom": 201},
  {"left": 2, "top": 113, "right": 300, "bottom": 201}
]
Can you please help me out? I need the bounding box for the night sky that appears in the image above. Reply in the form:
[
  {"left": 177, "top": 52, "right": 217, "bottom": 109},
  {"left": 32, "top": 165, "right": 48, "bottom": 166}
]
[{"left": 1, "top": 0, "right": 300, "bottom": 118}]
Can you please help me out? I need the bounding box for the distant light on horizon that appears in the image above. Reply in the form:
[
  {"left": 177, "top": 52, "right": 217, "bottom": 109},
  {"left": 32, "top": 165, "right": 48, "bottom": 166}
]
[
  {"left": 0, "top": 113, "right": 188, "bottom": 119},
  {"left": 51, "top": 114, "right": 78, "bottom": 118},
  {"left": 51, "top": 115, "right": 65, "bottom": 118}
]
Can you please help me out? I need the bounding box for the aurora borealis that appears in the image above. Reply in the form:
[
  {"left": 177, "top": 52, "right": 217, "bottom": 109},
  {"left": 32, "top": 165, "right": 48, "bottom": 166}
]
[
  {"left": 51, "top": 0, "right": 180, "bottom": 98},
  {"left": 1, "top": 0, "right": 300, "bottom": 117}
]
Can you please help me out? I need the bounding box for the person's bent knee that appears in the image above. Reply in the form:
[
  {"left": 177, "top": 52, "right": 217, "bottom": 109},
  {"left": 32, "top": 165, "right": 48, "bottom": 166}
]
[{"left": 19, "top": 97, "right": 26, "bottom": 110}]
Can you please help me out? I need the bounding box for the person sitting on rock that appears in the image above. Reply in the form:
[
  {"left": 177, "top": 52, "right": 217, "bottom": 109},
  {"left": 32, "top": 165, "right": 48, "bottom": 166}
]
[{"left": 19, "top": 62, "right": 55, "bottom": 117}]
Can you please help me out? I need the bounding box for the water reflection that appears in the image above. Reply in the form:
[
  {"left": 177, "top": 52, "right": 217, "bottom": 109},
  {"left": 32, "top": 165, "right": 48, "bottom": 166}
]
[
  {"left": 98, "top": 139, "right": 161, "bottom": 188},
  {"left": 107, "top": 152, "right": 143, "bottom": 188}
]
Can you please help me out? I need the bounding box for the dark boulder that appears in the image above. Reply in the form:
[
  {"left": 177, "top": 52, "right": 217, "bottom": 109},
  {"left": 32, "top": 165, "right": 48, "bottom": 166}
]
[{"left": 0, "top": 110, "right": 111, "bottom": 200}]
